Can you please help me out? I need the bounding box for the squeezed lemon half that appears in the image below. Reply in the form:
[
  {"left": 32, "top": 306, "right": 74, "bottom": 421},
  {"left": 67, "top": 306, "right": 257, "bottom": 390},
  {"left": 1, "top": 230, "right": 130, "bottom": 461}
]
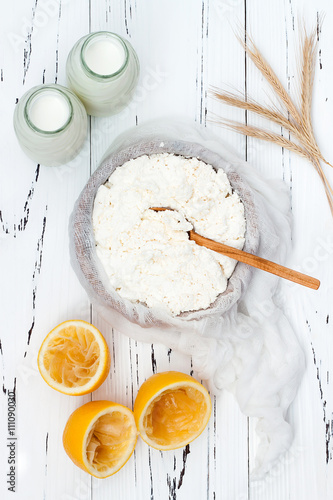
[
  {"left": 37, "top": 320, "right": 110, "bottom": 396},
  {"left": 63, "top": 401, "right": 137, "bottom": 478},
  {"left": 134, "top": 371, "right": 212, "bottom": 450}
]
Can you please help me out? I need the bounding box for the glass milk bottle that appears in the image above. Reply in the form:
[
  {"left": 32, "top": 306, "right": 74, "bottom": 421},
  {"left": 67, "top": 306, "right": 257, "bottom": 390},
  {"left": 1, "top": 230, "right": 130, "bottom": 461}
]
[
  {"left": 13, "top": 84, "right": 88, "bottom": 167},
  {"left": 66, "top": 31, "right": 140, "bottom": 117}
]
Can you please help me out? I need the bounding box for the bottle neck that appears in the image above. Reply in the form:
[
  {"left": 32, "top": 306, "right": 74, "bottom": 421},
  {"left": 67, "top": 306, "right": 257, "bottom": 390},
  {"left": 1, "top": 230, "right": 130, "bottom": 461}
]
[
  {"left": 80, "top": 32, "right": 129, "bottom": 81},
  {"left": 24, "top": 86, "right": 73, "bottom": 135}
]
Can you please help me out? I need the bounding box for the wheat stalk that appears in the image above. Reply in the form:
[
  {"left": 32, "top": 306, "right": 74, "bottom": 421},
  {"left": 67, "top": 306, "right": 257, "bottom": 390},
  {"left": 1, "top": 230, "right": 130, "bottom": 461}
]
[{"left": 211, "top": 25, "right": 333, "bottom": 215}]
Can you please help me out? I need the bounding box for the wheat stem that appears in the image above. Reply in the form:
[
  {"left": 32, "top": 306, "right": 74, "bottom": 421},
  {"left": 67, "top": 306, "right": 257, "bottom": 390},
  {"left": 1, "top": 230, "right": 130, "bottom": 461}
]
[
  {"left": 323, "top": 159, "right": 333, "bottom": 169},
  {"left": 311, "top": 157, "right": 333, "bottom": 216}
]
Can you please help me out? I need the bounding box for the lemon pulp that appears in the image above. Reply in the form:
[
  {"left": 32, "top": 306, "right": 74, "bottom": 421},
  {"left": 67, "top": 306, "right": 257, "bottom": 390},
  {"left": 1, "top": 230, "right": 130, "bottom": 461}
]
[
  {"left": 86, "top": 411, "right": 135, "bottom": 473},
  {"left": 42, "top": 325, "right": 100, "bottom": 388},
  {"left": 143, "top": 387, "right": 207, "bottom": 447}
]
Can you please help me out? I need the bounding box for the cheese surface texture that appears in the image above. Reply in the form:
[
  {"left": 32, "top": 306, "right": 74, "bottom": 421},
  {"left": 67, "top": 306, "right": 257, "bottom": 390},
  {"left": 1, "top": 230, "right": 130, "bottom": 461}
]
[{"left": 93, "top": 153, "right": 246, "bottom": 315}]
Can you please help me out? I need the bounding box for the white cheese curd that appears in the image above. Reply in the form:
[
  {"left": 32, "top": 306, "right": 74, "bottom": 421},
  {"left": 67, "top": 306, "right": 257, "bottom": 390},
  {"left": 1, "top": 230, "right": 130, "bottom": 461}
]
[{"left": 93, "top": 153, "right": 246, "bottom": 315}]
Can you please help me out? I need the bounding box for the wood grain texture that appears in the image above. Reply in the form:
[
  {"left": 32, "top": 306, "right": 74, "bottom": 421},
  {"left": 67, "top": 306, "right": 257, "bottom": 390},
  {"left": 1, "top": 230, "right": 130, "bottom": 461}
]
[{"left": 0, "top": 0, "right": 332, "bottom": 499}]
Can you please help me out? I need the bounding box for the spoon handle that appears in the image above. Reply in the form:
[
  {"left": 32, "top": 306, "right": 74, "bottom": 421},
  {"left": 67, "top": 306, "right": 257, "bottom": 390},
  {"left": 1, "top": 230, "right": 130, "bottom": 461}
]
[{"left": 191, "top": 231, "right": 320, "bottom": 290}]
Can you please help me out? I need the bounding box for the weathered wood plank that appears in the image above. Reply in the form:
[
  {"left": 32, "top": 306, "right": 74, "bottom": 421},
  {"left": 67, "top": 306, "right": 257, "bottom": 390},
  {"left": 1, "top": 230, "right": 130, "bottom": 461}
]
[
  {"left": 245, "top": 0, "right": 333, "bottom": 499},
  {"left": 0, "top": 1, "right": 91, "bottom": 498}
]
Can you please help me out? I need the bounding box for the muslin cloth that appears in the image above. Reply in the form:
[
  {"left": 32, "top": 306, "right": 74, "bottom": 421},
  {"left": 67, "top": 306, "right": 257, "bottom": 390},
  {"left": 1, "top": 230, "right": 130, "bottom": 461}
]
[{"left": 70, "top": 121, "right": 305, "bottom": 478}]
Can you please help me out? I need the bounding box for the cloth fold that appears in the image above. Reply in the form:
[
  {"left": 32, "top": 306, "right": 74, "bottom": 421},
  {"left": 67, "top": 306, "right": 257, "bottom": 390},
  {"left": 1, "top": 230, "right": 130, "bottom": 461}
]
[{"left": 70, "top": 121, "right": 305, "bottom": 477}]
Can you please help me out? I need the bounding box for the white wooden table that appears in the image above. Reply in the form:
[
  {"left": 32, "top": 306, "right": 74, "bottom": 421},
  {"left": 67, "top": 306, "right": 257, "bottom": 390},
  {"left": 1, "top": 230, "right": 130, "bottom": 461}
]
[{"left": 1, "top": 1, "right": 333, "bottom": 499}]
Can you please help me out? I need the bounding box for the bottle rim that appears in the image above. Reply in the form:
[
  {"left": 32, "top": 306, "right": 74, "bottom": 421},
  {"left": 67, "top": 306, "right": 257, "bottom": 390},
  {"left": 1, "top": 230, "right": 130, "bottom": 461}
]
[
  {"left": 80, "top": 31, "right": 129, "bottom": 80},
  {"left": 24, "top": 86, "right": 73, "bottom": 135}
]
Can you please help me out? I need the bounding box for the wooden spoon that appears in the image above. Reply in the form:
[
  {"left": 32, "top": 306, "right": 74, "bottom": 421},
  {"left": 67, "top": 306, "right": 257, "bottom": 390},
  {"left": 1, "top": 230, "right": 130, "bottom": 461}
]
[{"left": 151, "top": 207, "right": 320, "bottom": 290}]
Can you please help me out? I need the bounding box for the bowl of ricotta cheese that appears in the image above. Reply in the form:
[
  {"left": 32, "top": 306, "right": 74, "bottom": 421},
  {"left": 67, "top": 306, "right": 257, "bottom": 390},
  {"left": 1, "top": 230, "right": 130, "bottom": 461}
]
[{"left": 71, "top": 138, "right": 259, "bottom": 325}]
